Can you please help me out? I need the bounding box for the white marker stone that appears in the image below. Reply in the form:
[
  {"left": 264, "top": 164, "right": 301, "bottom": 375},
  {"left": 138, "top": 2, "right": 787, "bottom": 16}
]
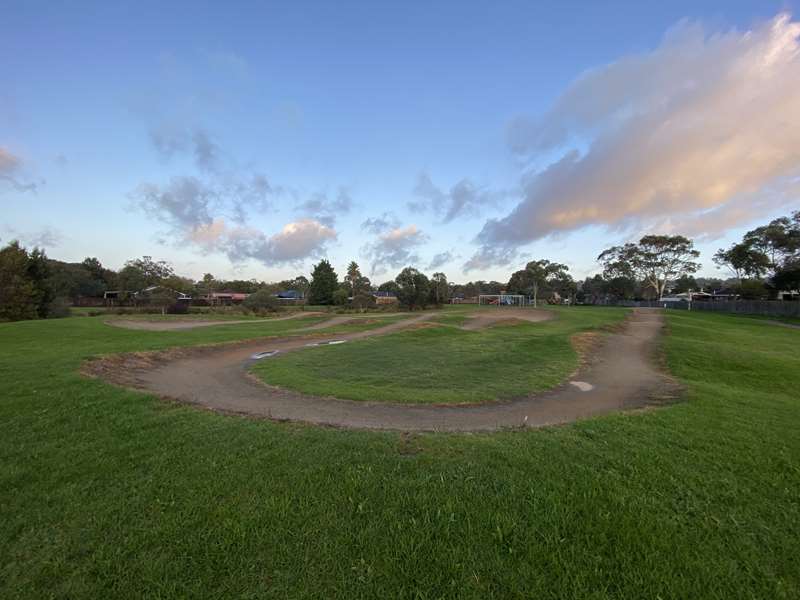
[{"left": 570, "top": 381, "right": 594, "bottom": 392}]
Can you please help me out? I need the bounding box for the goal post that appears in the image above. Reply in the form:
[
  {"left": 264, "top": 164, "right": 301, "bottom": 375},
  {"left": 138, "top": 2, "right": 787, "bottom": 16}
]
[{"left": 478, "top": 294, "right": 527, "bottom": 307}]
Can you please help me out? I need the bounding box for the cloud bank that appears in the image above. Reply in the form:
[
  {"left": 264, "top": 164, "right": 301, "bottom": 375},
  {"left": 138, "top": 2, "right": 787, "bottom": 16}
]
[
  {"left": 132, "top": 176, "right": 335, "bottom": 266},
  {"left": 134, "top": 122, "right": 344, "bottom": 266},
  {"left": 469, "top": 13, "right": 800, "bottom": 269}
]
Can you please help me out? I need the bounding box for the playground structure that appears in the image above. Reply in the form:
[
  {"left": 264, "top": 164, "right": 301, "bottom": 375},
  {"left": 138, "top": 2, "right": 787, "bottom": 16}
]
[{"left": 478, "top": 294, "right": 527, "bottom": 306}]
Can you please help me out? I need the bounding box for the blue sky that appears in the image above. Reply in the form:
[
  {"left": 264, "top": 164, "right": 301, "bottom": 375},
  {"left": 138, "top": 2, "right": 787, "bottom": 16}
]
[{"left": 2, "top": 1, "right": 798, "bottom": 284}]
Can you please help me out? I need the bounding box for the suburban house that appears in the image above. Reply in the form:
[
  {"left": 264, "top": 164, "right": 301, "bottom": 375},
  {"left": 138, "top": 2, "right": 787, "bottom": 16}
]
[
  {"left": 274, "top": 290, "right": 304, "bottom": 303},
  {"left": 104, "top": 286, "right": 191, "bottom": 306},
  {"left": 201, "top": 291, "right": 250, "bottom": 306},
  {"left": 135, "top": 286, "right": 192, "bottom": 303},
  {"left": 371, "top": 291, "right": 398, "bottom": 305}
]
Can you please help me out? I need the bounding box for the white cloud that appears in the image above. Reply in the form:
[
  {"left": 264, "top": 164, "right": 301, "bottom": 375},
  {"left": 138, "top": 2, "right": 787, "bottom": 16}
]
[
  {"left": 427, "top": 251, "right": 456, "bottom": 270},
  {"left": 149, "top": 125, "right": 221, "bottom": 172},
  {"left": 2, "top": 225, "right": 63, "bottom": 248},
  {"left": 188, "top": 217, "right": 336, "bottom": 266},
  {"left": 361, "top": 212, "right": 401, "bottom": 234},
  {"left": 410, "top": 173, "right": 506, "bottom": 223},
  {"left": 0, "top": 146, "right": 38, "bottom": 193},
  {"left": 361, "top": 225, "right": 428, "bottom": 276},
  {"left": 295, "top": 188, "right": 354, "bottom": 227},
  {"left": 471, "top": 13, "right": 800, "bottom": 268}
]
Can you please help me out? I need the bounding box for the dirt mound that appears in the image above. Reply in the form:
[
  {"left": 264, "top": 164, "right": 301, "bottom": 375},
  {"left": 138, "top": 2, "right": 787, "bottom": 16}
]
[{"left": 460, "top": 309, "right": 554, "bottom": 331}]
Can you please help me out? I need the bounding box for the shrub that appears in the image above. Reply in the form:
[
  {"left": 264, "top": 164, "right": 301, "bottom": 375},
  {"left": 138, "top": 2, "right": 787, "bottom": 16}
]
[
  {"left": 46, "top": 297, "right": 72, "bottom": 319},
  {"left": 167, "top": 302, "right": 189, "bottom": 315},
  {"left": 351, "top": 293, "right": 376, "bottom": 310},
  {"left": 332, "top": 289, "right": 350, "bottom": 306},
  {"left": 243, "top": 290, "right": 280, "bottom": 312}
]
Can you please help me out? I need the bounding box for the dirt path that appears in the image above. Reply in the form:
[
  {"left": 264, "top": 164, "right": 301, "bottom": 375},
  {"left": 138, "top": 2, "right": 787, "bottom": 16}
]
[
  {"left": 89, "top": 309, "right": 679, "bottom": 432},
  {"left": 105, "top": 312, "right": 323, "bottom": 331}
]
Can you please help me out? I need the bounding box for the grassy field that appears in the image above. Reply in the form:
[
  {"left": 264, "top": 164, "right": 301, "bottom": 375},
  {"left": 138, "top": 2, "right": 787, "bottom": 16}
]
[
  {"left": 1, "top": 309, "right": 799, "bottom": 598},
  {"left": 252, "top": 306, "right": 628, "bottom": 403}
]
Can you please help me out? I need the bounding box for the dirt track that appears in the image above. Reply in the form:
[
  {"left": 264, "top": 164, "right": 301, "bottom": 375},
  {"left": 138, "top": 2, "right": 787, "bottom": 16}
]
[
  {"left": 88, "top": 309, "right": 680, "bottom": 432},
  {"left": 105, "top": 312, "right": 322, "bottom": 331}
]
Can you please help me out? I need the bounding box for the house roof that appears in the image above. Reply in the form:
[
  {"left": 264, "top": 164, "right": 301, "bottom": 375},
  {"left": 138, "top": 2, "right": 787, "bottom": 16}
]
[{"left": 137, "top": 285, "right": 191, "bottom": 299}]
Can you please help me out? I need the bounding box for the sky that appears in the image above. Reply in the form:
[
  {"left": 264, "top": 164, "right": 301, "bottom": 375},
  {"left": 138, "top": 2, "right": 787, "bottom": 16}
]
[{"left": 2, "top": 1, "right": 799, "bottom": 284}]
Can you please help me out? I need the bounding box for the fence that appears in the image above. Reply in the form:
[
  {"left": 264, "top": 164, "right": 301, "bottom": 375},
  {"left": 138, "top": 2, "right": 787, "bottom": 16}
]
[{"left": 617, "top": 300, "right": 800, "bottom": 318}]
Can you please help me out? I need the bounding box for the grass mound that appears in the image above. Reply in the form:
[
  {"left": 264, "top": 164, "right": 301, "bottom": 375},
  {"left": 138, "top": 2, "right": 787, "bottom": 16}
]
[{"left": 252, "top": 307, "right": 627, "bottom": 404}]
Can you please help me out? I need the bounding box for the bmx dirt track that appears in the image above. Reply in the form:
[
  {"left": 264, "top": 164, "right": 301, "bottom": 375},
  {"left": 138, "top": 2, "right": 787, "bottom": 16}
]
[
  {"left": 86, "top": 309, "right": 680, "bottom": 432},
  {"left": 105, "top": 312, "right": 320, "bottom": 331}
]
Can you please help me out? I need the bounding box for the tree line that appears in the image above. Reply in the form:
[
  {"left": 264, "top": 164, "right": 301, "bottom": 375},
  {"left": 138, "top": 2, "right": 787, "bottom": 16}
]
[{"left": 1, "top": 209, "right": 797, "bottom": 321}]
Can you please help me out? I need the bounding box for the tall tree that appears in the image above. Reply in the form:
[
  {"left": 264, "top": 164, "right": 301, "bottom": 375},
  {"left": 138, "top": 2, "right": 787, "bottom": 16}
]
[
  {"left": 26, "top": 247, "right": 54, "bottom": 317},
  {"left": 743, "top": 217, "right": 796, "bottom": 273},
  {"left": 713, "top": 243, "right": 770, "bottom": 280},
  {"left": 0, "top": 241, "right": 40, "bottom": 321},
  {"left": 394, "top": 267, "right": 430, "bottom": 310},
  {"left": 430, "top": 272, "right": 449, "bottom": 305},
  {"left": 598, "top": 235, "right": 700, "bottom": 300},
  {"left": 344, "top": 261, "right": 370, "bottom": 296},
  {"left": 118, "top": 256, "right": 174, "bottom": 291},
  {"left": 307, "top": 259, "right": 338, "bottom": 305},
  {"left": 378, "top": 280, "right": 400, "bottom": 295},
  {"left": 508, "top": 259, "right": 570, "bottom": 307},
  {"left": 290, "top": 275, "right": 310, "bottom": 297}
]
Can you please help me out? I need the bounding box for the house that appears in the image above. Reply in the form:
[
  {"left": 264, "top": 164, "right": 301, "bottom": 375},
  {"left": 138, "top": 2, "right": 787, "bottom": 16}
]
[
  {"left": 274, "top": 290, "right": 304, "bottom": 302},
  {"left": 202, "top": 291, "right": 250, "bottom": 306},
  {"left": 371, "top": 291, "right": 398, "bottom": 305},
  {"left": 135, "top": 286, "right": 192, "bottom": 303},
  {"left": 104, "top": 287, "right": 191, "bottom": 306},
  {"left": 103, "top": 290, "right": 131, "bottom": 305}
]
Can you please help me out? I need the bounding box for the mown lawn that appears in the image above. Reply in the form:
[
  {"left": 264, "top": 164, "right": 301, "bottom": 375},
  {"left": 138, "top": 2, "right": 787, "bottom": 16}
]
[
  {"left": 1, "top": 310, "right": 798, "bottom": 598},
  {"left": 252, "top": 306, "right": 628, "bottom": 403}
]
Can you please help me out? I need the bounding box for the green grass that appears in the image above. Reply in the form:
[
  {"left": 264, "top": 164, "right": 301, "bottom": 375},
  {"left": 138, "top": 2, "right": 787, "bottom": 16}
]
[
  {"left": 1, "top": 309, "right": 799, "bottom": 598},
  {"left": 252, "top": 306, "right": 627, "bottom": 403}
]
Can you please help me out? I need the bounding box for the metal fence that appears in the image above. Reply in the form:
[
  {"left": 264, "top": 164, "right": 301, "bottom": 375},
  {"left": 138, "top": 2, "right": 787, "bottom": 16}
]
[{"left": 616, "top": 300, "right": 800, "bottom": 318}]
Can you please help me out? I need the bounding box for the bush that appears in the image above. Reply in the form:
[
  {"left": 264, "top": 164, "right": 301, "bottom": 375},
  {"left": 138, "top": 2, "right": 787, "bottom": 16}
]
[
  {"left": 167, "top": 302, "right": 189, "bottom": 314},
  {"left": 46, "top": 297, "right": 72, "bottom": 319},
  {"left": 332, "top": 289, "right": 350, "bottom": 306},
  {"left": 351, "top": 293, "right": 376, "bottom": 310},
  {"left": 243, "top": 290, "right": 280, "bottom": 312}
]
